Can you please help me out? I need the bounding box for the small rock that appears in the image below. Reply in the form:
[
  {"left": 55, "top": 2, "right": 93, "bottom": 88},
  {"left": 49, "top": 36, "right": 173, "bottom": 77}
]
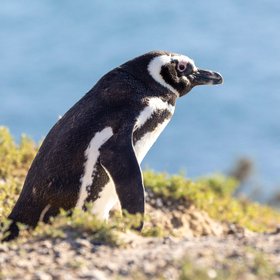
[
  {"left": 207, "top": 268, "right": 217, "bottom": 279},
  {"left": 171, "top": 215, "right": 183, "bottom": 228},
  {"left": 77, "top": 238, "right": 92, "bottom": 248},
  {"left": 34, "top": 271, "right": 52, "bottom": 280},
  {"left": 156, "top": 198, "right": 163, "bottom": 208},
  {"left": 0, "top": 244, "right": 8, "bottom": 253}
]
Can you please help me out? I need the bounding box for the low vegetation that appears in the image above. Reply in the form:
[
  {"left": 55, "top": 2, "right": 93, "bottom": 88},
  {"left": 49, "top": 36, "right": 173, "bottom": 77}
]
[
  {"left": 0, "top": 127, "right": 38, "bottom": 221},
  {"left": 1, "top": 126, "right": 280, "bottom": 240},
  {"left": 144, "top": 171, "right": 280, "bottom": 232}
]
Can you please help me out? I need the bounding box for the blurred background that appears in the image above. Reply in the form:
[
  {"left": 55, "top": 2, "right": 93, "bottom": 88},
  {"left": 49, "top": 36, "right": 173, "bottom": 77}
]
[{"left": 1, "top": 0, "right": 279, "bottom": 203}]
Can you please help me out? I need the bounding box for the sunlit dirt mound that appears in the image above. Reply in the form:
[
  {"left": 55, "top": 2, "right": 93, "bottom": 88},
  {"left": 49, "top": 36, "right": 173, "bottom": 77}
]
[{"left": 144, "top": 189, "right": 246, "bottom": 238}]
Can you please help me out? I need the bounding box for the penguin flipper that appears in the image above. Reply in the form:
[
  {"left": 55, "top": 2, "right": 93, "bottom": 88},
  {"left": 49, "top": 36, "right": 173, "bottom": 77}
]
[{"left": 100, "top": 131, "right": 144, "bottom": 229}]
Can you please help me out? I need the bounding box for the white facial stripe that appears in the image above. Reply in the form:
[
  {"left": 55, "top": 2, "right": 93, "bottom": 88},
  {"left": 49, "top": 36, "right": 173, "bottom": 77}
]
[
  {"left": 147, "top": 54, "right": 197, "bottom": 96},
  {"left": 148, "top": 55, "right": 180, "bottom": 96},
  {"left": 135, "top": 97, "right": 175, "bottom": 129},
  {"left": 134, "top": 119, "right": 171, "bottom": 163},
  {"left": 76, "top": 127, "right": 113, "bottom": 209}
]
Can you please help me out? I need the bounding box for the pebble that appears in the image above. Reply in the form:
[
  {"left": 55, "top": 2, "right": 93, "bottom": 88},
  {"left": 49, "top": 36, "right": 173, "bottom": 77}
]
[{"left": 34, "top": 271, "right": 52, "bottom": 280}]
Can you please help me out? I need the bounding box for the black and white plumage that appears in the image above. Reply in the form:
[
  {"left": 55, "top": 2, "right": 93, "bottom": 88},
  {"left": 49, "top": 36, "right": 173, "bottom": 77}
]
[{"left": 4, "top": 50, "right": 223, "bottom": 241}]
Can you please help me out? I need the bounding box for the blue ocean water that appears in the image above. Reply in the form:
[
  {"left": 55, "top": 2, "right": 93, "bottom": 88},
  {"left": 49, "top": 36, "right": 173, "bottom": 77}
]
[{"left": 1, "top": 1, "right": 280, "bottom": 200}]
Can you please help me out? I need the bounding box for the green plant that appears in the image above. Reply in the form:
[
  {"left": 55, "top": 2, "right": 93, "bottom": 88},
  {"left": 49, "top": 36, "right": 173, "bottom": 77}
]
[{"left": 144, "top": 171, "right": 280, "bottom": 232}]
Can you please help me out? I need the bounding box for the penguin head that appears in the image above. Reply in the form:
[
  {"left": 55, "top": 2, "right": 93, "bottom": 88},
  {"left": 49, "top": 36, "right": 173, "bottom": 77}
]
[
  {"left": 121, "top": 51, "right": 223, "bottom": 98},
  {"left": 147, "top": 51, "right": 223, "bottom": 97}
]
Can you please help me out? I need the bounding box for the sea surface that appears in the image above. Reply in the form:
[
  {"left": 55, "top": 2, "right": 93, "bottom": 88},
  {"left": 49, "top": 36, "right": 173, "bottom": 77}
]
[{"left": 1, "top": 1, "right": 280, "bottom": 200}]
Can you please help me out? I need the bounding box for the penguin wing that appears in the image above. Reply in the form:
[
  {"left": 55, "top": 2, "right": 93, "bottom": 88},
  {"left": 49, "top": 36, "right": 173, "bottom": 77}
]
[{"left": 99, "top": 127, "right": 144, "bottom": 226}]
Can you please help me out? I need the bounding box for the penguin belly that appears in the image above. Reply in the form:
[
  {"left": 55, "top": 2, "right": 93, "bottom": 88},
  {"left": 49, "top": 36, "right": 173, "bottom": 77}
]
[
  {"left": 87, "top": 120, "right": 172, "bottom": 220},
  {"left": 89, "top": 119, "right": 172, "bottom": 219},
  {"left": 90, "top": 171, "right": 120, "bottom": 220},
  {"left": 76, "top": 126, "right": 120, "bottom": 219},
  {"left": 76, "top": 98, "right": 174, "bottom": 220}
]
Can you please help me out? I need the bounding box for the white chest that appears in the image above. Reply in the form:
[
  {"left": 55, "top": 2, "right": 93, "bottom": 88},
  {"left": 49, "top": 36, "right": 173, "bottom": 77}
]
[
  {"left": 134, "top": 119, "right": 171, "bottom": 163},
  {"left": 133, "top": 97, "right": 175, "bottom": 163}
]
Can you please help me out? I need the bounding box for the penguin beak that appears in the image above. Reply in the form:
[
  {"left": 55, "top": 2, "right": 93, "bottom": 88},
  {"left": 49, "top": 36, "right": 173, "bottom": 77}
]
[{"left": 191, "top": 69, "right": 223, "bottom": 86}]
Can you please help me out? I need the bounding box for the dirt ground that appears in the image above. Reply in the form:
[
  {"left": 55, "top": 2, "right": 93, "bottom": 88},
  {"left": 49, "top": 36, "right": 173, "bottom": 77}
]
[{"left": 1, "top": 199, "right": 280, "bottom": 280}]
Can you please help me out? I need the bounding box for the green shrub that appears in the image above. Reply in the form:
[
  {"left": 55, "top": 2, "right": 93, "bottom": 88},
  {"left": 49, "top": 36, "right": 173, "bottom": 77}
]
[
  {"left": 144, "top": 171, "right": 280, "bottom": 232},
  {"left": 0, "top": 127, "right": 38, "bottom": 220}
]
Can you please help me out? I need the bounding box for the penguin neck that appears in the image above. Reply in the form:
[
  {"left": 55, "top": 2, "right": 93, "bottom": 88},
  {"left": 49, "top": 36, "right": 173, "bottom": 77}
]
[{"left": 119, "top": 65, "right": 177, "bottom": 106}]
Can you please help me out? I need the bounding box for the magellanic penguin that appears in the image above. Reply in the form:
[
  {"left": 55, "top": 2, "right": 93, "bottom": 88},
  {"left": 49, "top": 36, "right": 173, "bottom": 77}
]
[{"left": 3, "top": 51, "right": 223, "bottom": 241}]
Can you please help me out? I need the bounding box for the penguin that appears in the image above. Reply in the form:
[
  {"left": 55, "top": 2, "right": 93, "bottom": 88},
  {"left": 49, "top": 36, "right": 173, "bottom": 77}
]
[{"left": 3, "top": 50, "right": 223, "bottom": 241}]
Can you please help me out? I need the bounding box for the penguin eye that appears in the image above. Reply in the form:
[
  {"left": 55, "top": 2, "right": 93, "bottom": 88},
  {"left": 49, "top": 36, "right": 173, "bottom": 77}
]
[{"left": 177, "top": 62, "right": 187, "bottom": 72}]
